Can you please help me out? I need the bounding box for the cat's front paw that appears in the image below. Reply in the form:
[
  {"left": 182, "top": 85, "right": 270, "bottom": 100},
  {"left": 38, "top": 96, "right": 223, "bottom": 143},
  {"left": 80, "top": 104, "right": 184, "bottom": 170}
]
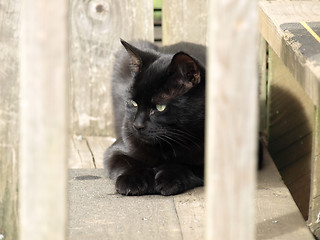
[
  {"left": 154, "top": 169, "right": 186, "bottom": 196},
  {"left": 115, "top": 168, "right": 155, "bottom": 196},
  {"left": 154, "top": 165, "right": 204, "bottom": 196}
]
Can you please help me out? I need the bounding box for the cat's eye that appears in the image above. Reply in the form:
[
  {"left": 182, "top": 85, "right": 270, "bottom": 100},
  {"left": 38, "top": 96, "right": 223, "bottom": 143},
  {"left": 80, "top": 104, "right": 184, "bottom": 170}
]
[
  {"left": 129, "top": 100, "right": 138, "bottom": 107},
  {"left": 156, "top": 104, "right": 166, "bottom": 112}
]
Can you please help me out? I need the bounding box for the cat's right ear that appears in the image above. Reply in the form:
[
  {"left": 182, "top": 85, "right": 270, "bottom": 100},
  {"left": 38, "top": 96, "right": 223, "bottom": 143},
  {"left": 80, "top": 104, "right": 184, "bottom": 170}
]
[{"left": 120, "top": 39, "right": 142, "bottom": 75}]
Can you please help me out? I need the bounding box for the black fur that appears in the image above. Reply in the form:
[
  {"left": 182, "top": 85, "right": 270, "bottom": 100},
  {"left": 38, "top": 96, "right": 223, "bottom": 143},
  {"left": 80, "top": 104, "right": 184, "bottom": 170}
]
[{"left": 104, "top": 40, "right": 206, "bottom": 196}]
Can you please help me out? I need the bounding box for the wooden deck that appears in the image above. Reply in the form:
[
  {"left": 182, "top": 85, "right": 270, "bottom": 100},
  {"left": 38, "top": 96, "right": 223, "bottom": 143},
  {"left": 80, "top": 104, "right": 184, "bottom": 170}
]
[{"left": 68, "top": 136, "right": 314, "bottom": 240}]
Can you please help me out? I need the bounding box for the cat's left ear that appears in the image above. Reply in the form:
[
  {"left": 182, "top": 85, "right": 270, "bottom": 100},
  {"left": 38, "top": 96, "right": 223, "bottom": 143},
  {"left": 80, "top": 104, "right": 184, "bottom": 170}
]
[
  {"left": 120, "top": 39, "right": 142, "bottom": 75},
  {"left": 169, "top": 52, "right": 201, "bottom": 86}
]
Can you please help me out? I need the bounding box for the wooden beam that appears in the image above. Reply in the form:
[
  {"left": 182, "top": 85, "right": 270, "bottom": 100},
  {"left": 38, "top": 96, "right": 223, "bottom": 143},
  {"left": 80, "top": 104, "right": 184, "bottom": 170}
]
[
  {"left": 0, "top": 1, "right": 20, "bottom": 239},
  {"left": 19, "top": 0, "right": 68, "bottom": 239},
  {"left": 205, "top": 0, "right": 258, "bottom": 239},
  {"left": 70, "top": 0, "right": 154, "bottom": 136},
  {"left": 259, "top": 1, "right": 320, "bottom": 105},
  {"left": 259, "top": 1, "right": 320, "bottom": 237},
  {"left": 162, "top": 0, "right": 208, "bottom": 46},
  {"left": 267, "top": 48, "right": 314, "bottom": 220}
]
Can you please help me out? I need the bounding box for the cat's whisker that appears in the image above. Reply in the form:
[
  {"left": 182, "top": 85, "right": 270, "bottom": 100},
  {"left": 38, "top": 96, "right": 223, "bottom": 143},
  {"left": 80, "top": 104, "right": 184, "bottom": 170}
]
[
  {"left": 159, "top": 133, "right": 192, "bottom": 151},
  {"left": 169, "top": 128, "right": 201, "bottom": 141},
  {"left": 164, "top": 129, "right": 202, "bottom": 150},
  {"left": 156, "top": 135, "right": 177, "bottom": 158}
]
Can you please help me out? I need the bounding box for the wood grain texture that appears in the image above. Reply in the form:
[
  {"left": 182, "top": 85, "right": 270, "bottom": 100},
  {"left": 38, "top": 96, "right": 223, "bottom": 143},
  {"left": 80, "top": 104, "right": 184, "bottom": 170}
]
[
  {"left": 256, "top": 146, "right": 314, "bottom": 240},
  {"left": 86, "top": 136, "right": 115, "bottom": 168},
  {"left": 267, "top": 48, "right": 314, "bottom": 220},
  {"left": 70, "top": 0, "right": 154, "bottom": 136},
  {"left": 308, "top": 107, "right": 320, "bottom": 236},
  {"left": 68, "top": 169, "right": 183, "bottom": 240},
  {"left": 67, "top": 141, "right": 313, "bottom": 239},
  {"left": 69, "top": 136, "right": 115, "bottom": 168},
  {"left": 205, "top": 0, "right": 258, "bottom": 239},
  {"left": 0, "top": 1, "right": 20, "bottom": 239},
  {"left": 259, "top": 36, "right": 267, "bottom": 132},
  {"left": 173, "top": 188, "right": 205, "bottom": 240},
  {"left": 259, "top": 1, "right": 320, "bottom": 105},
  {"left": 19, "top": 0, "right": 68, "bottom": 239},
  {"left": 162, "top": 0, "right": 208, "bottom": 46},
  {"left": 70, "top": 136, "right": 95, "bottom": 168}
]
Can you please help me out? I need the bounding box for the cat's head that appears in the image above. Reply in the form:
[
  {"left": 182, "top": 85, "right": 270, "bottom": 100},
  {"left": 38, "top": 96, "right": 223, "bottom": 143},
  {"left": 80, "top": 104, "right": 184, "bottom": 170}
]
[{"left": 121, "top": 40, "right": 205, "bottom": 145}]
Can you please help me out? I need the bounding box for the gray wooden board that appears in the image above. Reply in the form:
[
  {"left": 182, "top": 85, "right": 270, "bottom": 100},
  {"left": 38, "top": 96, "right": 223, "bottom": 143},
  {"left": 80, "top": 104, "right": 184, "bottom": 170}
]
[
  {"left": 256, "top": 147, "right": 314, "bottom": 240},
  {"left": 69, "top": 0, "right": 153, "bottom": 136},
  {"left": 68, "top": 149, "right": 314, "bottom": 239},
  {"left": 280, "top": 22, "right": 320, "bottom": 63},
  {"left": 68, "top": 169, "right": 183, "bottom": 240},
  {"left": 0, "top": 0, "right": 20, "bottom": 239}
]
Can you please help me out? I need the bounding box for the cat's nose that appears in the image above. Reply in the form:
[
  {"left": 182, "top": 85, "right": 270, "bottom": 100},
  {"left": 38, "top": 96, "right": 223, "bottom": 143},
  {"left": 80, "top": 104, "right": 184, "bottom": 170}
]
[{"left": 133, "top": 122, "right": 145, "bottom": 131}]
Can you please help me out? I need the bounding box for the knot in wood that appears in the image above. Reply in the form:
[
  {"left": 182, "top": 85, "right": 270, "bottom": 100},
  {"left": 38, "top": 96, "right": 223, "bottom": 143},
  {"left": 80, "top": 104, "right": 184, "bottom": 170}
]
[
  {"left": 87, "top": 0, "right": 109, "bottom": 22},
  {"left": 96, "top": 4, "right": 104, "bottom": 13}
]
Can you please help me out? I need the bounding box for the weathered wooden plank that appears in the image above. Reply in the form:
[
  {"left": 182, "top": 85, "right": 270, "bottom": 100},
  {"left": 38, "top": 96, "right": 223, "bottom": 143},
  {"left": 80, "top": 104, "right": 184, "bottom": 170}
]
[
  {"left": 68, "top": 137, "right": 83, "bottom": 169},
  {"left": 72, "top": 136, "right": 95, "bottom": 168},
  {"left": 173, "top": 188, "right": 205, "bottom": 240},
  {"left": 68, "top": 169, "right": 182, "bottom": 240},
  {"left": 267, "top": 48, "right": 314, "bottom": 220},
  {"left": 70, "top": 0, "right": 154, "bottom": 136},
  {"left": 19, "top": 0, "right": 68, "bottom": 239},
  {"left": 256, "top": 146, "right": 314, "bottom": 240},
  {"left": 0, "top": 1, "right": 20, "bottom": 239},
  {"left": 67, "top": 155, "right": 314, "bottom": 240},
  {"left": 259, "top": 1, "right": 320, "bottom": 105},
  {"left": 308, "top": 106, "right": 320, "bottom": 236},
  {"left": 86, "top": 136, "right": 115, "bottom": 168},
  {"left": 259, "top": 35, "right": 267, "bottom": 132},
  {"left": 206, "top": 0, "right": 258, "bottom": 239},
  {"left": 162, "top": 0, "right": 208, "bottom": 46}
]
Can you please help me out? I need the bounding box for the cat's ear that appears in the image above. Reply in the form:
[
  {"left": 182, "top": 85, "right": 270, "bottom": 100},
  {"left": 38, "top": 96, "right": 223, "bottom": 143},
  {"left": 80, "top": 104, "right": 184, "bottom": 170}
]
[
  {"left": 120, "top": 39, "right": 142, "bottom": 75},
  {"left": 154, "top": 52, "right": 202, "bottom": 102},
  {"left": 169, "top": 52, "right": 201, "bottom": 87}
]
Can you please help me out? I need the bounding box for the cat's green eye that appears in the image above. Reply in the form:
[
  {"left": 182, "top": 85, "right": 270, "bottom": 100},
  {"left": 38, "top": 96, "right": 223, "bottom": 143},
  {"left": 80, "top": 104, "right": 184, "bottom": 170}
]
[
  {"left": 130, "top": 100, "right": 138, "bottom": 107},
  {"left": 156, "top": 104, "right": 166, "bottom": 112}
]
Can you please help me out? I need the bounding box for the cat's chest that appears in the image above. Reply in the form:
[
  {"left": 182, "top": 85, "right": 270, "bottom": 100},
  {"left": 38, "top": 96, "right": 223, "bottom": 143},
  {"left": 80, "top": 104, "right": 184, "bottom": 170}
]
[{"left": 130, "top": 141, "right": 204, "bottom": 166}]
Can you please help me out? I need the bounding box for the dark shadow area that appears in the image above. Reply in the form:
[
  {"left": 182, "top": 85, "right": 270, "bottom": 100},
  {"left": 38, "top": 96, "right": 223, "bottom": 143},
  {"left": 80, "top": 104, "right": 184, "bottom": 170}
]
[{"left": 268, "top": 86, "right": 313, "bottom": 220}]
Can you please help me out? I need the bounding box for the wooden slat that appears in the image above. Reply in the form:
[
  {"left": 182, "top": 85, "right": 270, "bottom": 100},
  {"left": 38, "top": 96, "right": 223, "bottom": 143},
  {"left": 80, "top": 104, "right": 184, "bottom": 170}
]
[
  {"left": 259, "top": 2, "right": 320, "bottom": 236},
  {"left": 68, "top": 137, "right": 83, "bottom": 169},
  {"left": 162, "top": 0, "right": 208, "bottom": 46},
  {"left": 309, "top": 107, "right": 320, "bottom": 236},
  {"left": 267, "top": 48, "right": 314, "bottom": 220},
  {"left": 205, "top": 0, "right": 258, "bottom": 239},
  {"left": 256, "top": 147, "right": 314, "bottom": 240},
  {"left": 259, "top": 35, "right": 267, "bottom": 132},
  {"left": 86, "top": 136, "right": 115, "bottom": 168},
  {"left": 68, "top": 169, "right": 183, "bottom": 240},
  {"left": 67, "top": 151, "right": 314, "bottom": 239},
  {"left": 0, "top": 1, "right": 20, "bottom": 239},
  {"left": 259, "top": 1, "right": 320, "bottom": 105},
  {"left": 72, "top": 136, "right": 95, "bottom": 168},
  {"left": 70, "top": 0, "right": 154, "bottom": 136},
  {"left": 19, "top": 0, "right": 68, "bottom": 239},
  {"left": 173, "top": 188, "right": 205, "bottom": 240}
]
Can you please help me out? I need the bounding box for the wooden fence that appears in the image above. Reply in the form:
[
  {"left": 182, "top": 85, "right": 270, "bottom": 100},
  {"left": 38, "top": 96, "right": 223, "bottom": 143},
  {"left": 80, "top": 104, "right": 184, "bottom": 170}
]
[{"left": 0, "top": 0, "right": 258, "bottom": 239}]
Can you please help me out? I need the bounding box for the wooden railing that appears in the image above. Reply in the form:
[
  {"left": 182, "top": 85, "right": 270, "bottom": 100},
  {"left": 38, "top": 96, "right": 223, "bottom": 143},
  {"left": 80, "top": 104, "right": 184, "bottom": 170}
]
[{"left": 2, "top": 0, "right": 319, "bottom": 239}]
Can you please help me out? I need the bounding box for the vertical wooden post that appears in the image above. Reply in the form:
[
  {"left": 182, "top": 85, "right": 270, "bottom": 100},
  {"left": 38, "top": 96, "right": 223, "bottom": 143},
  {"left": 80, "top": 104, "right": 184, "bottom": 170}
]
[
  {"left": 0, "top": 1, "right": 20, "bottom": 239},
  {"left": 20, "top": 0, "right": 68, "bottom": 239},
  {"left": 70, "top": 0, "right": 154, "bottom": 136},
  {"left": 205, "top": 0, "right": 258, "bottom": 239}
]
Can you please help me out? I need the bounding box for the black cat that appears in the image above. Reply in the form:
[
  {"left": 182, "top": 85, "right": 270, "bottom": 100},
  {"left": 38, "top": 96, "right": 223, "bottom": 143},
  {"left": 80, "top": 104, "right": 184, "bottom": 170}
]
[{"left": 104, "top": 39, "right": 206, "bottom": 196}]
